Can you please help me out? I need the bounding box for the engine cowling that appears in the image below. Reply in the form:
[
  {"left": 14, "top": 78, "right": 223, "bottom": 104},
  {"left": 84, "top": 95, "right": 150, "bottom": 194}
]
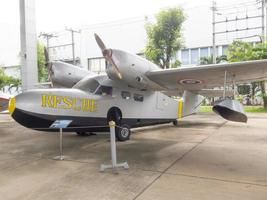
[
  {"left": 51, "top": 61, "right": 93, "bottom": 88},
  {"left": 106, "top": 49, "right": 162, "bottom": 90}
]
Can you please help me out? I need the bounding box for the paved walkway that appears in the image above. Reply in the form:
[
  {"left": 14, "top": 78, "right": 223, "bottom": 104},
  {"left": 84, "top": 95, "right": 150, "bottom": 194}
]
[{"left": 0, "top": 113, "right": 267, "bottom": 200}]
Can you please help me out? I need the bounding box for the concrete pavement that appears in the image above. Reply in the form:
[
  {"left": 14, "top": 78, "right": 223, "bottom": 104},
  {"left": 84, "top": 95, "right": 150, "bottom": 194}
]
[{"left": 0, "top": 113, "right": 266, "bottom": 200}]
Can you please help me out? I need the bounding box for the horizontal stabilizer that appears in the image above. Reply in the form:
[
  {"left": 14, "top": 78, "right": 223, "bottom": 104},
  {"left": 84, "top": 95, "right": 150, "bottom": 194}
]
[{"left": 212, "top": 99, "right": 247, "bottom": 123}]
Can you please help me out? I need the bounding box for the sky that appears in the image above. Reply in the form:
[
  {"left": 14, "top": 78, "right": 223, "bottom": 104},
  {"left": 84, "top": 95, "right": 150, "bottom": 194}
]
[{"left": 0, "top": 0, "right": 262, "bottom": 66}]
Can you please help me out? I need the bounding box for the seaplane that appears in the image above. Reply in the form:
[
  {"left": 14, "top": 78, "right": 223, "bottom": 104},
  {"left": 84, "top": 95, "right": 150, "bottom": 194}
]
[{"left": 8, "top": 34, "right": 267, "bottom": 141}]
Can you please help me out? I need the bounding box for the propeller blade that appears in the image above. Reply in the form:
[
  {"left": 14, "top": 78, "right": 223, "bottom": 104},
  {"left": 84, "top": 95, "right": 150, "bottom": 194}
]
[
  {"left": 94, "top": 33, "right": 122, "bottom": 79},
  {"left": 94, "top": 33, "right": 106, "bottom": 52},
  {"left": 108, "top": 56, "right": 122, "bottom": 79},
  {"left": 44, "top": 47, "right": 53, "bottom": 87}
]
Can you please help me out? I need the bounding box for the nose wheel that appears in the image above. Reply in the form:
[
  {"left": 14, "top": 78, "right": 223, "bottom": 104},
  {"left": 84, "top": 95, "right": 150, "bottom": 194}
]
[{"left": 115, "top": 124, "right": 131, "bottom": 141}]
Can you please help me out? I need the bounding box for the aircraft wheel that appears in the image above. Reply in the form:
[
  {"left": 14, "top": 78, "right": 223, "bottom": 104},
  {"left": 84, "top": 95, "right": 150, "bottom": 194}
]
[
  {"left": 115, "top": 124, "right": 131, "bottom": 141},
  {"left": 173, "top": 120, "right": 178, "bottom": 126}
]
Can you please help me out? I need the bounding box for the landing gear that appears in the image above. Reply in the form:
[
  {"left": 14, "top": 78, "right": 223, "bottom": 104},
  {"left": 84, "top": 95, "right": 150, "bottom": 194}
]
[
  {"left": 116, "top": 124, "right": 131, "bottom": 141},
  {"left": 76, "top": 132, "right": 96, "bottom": 136},
  {"left": 107, "top": 107, "right": 130, "bottom": 142}
]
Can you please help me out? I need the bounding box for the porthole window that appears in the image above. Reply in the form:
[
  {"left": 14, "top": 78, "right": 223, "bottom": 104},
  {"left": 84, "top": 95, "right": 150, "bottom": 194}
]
[
  {"left": 121, "top": 91, "right": 131, "bottom": 99},
  {"left": 133, "top": 94, "right": 144, "bottom": 102}
]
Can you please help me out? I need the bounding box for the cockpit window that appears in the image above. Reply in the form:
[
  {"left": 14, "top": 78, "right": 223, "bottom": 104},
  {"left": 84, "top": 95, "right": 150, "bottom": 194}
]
[
  {"left": 95, "top": 85, "right": 113, "bottom": 96},
  {"left": 73, "top": 77, "right": 100, "bottom": 93},
  {"left": 87, "top": 80, "right": 100, "bottom": 93}
]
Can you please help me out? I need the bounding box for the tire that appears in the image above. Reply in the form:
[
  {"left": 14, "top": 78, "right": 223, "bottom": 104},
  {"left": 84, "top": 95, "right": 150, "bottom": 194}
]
[
  {"left": 173, "top": 120, "right": 178, "bottom": 127},
  {"left": 115, "top": 124, "right": 131, "bottom": 141}
]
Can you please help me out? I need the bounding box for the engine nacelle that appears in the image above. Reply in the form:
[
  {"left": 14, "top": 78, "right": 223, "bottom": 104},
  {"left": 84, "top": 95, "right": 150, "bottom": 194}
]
[
  {"left": 106, "top": 49, "right": 162, "bottom": 90},
  {"left": 212, "top": 99, "right": 247, "bottom": 123},
  {"left": 51, "top": 62, "right": 93, "bottom": 88}
]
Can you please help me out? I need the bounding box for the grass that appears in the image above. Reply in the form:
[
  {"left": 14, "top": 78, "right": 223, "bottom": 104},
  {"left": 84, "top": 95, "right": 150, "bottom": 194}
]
[{"left": 200, "top": 105, "right": 267, "bottom": 113}]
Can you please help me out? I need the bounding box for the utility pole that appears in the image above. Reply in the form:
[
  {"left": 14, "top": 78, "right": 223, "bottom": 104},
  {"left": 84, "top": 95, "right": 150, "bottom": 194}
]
[
  {"left": 39, "top": 32, "right": 57, "bottom": 61},
  {"left": 265, "top": 0, "right": 267, "bottom": 41},
  {"left": 65, "top": 28, "right": 81, "bottom": 65},
  {"left": 211, "top": 0, "right": 217, "bottom": 64},
  {"left": 261, "top": 0, "right": 265, "bottom": 42}
]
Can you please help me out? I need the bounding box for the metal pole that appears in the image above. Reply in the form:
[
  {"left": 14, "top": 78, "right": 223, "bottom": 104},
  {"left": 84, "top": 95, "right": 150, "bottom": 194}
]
[
  {"left": 66, "top": 28, "right": 81, "bottom": 65},
  {"left": 109, "top": 121, "right": 117, "bottom": 168},
  {"left": 223, "top": 70, "right": 227, "bottom": 99},
  {"left": 60, "top": 128, "right": 63, "bottom": 160},
  {"left": 39, "top": 33, "right": 57, "bottom": 61},
  {"left": 262, "top": 0, "right": 265, "bottom": 42},
  {"left": 212, "top": 0, "right": 217, "bottom": 64},
  {"left": 100, "top": 121, "right": 129, "bottom": 172},
  {"left": 265, "top": 0, "right": 267, "bottom": 40},
  {"left": 71, "top": 30, "right": 75, "bottom": 65},
  {"left": 233, "top": 75, "right": 236, "bottom": 99}
]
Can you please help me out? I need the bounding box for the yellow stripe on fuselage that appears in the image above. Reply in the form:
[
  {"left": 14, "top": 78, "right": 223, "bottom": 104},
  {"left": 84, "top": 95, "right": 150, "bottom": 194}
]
[
  {"left": 8, "top": 97, "right": 16, "bottom": 115},
  {"left": 178, "top": 99, "right": 183, "bottom": 119}
]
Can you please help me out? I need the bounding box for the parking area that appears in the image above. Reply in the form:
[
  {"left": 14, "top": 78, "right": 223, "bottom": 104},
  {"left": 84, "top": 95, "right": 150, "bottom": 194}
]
[{"left": 0, "top": 113, "right": 267, "bottom": 200}]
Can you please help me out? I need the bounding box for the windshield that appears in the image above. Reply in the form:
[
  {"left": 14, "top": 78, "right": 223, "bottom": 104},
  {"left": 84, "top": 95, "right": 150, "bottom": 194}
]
[
  {"left": 94, "top": 85, "right": 113, "bottom": 96},
  {"left": 73, "top": 77, "right": 100, "bottom": 93}
]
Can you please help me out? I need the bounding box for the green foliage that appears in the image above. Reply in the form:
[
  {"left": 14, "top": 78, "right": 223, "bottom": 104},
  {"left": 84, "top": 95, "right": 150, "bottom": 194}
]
[
  {"left": 0, "top": 67, "right": 21, "bottom": 92},
  {"left": 236, "top": 95, "right": 244, "bottom": 103},
  {"left": 199, "top": 55, "right": 227, "bottom": 65},
  {"left": 227, "top": 41, "right": 254, "bottom": 62},
  {"left": 200, "top": 106, "right": 213, "bottom": 113},
  {"left": 227, "top": 40, "right": 267, "bottom": 108},
  {"left": 227, "top": 41, "right": 267, "bottom": 62},
  {"left": 237, "top": 85, "right": 250, "bottom": 95},
  {"left": 37, "top": 41, "right": 48, "bottom": 82},
  {"left": 144, "top": 7, "right": 185, "bottom": 69}
]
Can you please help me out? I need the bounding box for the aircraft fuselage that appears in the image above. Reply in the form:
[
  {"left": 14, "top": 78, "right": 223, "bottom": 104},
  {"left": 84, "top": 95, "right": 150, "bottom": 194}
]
[{"left": 9, "top": 82, "right": 179, "bottom": 132}]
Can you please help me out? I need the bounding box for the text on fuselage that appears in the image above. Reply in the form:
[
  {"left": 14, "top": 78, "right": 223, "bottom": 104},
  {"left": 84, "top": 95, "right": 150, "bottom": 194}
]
[{"left": 41, "top": 95, "right": 97, "bottom": 112}]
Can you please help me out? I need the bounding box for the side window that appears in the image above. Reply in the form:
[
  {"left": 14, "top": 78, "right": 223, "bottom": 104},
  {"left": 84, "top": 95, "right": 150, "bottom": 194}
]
[
  {"left": 121, "top": 91, "right": 131, "bottom": 100},
  {"left": 95, "top": 86, "right": 112, "bottom": 96},
  {"left": 133, "top": 94, "right": 144, "bottom": 102}
]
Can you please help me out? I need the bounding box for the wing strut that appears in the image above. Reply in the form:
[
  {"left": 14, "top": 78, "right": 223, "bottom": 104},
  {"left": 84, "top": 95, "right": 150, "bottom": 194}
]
[{"left": 223, "top": 70, "right": 227, "bottom": 99}]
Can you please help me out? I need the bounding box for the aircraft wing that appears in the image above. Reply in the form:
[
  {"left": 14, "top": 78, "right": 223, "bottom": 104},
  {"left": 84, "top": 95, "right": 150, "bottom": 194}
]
[
  {"left": 163, "top": 89, "right": 235, "bottom": 97},
  {"left": 146, "top": 59, "right": 267, "bottom": 92}
]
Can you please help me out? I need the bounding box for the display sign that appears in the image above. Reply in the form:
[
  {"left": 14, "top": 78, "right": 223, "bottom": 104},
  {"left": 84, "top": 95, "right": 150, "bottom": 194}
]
[{"left": 50, "top": 120, "right": 72, "bottom": 128}]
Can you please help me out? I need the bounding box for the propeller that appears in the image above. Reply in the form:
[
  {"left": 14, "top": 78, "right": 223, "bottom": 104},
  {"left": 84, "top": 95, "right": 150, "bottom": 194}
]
[
  {"left": 94, "top": 33, "right": 122, "bottom": 79},
  {"left": 44, "top": 47, "right": 54, "bottom": 87}
]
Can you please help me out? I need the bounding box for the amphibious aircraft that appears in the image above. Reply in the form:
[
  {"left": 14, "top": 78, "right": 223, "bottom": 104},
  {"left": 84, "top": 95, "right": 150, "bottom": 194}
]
[{"left": 8, "top": 34, "right": 267, "bottom": 141}]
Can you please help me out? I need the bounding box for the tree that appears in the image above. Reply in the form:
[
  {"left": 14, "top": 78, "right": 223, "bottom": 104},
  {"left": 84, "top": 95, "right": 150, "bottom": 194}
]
[
  {"left": 0, "top": 67, "right": 21, "bottom": 92},
  {"left": 227, "top": 41, "right": 267, "bottom": 108},
  {"left": 199, "top": 55, "right": 227, "bottom": 65},
  {"left": 227, "top": 41, "right": 254, "bottom": 62},
  {"left": 144, "top": 7, "right": 185, "bottom": 69},
  {"left": 37, "top": 41, "right": 48, "bottom": 82}
]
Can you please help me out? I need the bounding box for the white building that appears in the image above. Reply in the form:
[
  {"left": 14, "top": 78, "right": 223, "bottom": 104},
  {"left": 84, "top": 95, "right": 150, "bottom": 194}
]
[
  {"left": 1, "top": 1, "right": 264, "bottom": 77},
  {"left": 44, "top": 2, "right": 263, "bottom": 73}
]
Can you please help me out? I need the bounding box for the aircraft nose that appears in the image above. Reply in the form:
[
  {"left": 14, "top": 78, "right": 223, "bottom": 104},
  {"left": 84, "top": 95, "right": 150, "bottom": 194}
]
[{"left": 8, "top": 97, "right": 16, "bottom": 115}]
